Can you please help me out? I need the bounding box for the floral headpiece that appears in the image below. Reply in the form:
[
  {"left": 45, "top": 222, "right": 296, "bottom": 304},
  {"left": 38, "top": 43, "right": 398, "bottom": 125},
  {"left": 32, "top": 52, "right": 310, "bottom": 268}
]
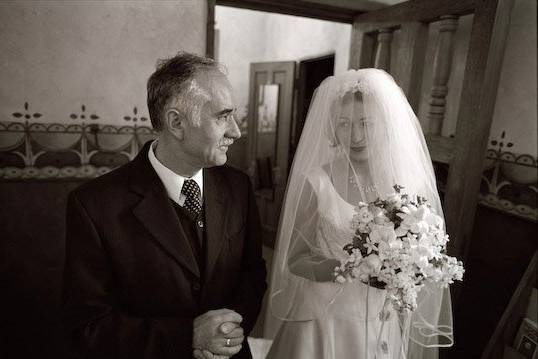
[{"left": 336, "top": 78, "right": 371, "bottom": 98}]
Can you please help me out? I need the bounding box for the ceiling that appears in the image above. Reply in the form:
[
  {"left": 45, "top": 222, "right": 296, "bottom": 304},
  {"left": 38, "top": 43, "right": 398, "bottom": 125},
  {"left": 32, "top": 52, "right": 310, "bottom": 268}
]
[{"left": 300, "top": 0, "right": 406, "bottom": 12}]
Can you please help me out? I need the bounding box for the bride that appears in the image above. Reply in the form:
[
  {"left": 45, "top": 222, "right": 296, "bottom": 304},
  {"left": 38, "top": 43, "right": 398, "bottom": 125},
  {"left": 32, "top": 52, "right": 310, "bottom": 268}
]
[{"left": 264, "top": 69, "right": 454, "bottom": 358}]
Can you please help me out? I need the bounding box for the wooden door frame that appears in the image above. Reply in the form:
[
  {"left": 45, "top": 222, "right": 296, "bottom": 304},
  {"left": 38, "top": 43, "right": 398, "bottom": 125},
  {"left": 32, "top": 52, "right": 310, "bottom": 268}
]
[
  {"left": 247, "top": 61, "right": 296, "bottom": 248},
  {"left": 206, "top": 0, "right": 360, "bottom": 58},
  {"left": 208, "top": 0, "right": 516, "bottom": 263}
]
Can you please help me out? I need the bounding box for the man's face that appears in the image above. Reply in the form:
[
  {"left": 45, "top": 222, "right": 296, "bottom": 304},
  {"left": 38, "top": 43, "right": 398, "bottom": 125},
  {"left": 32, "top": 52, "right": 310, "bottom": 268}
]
[{"left": 182, "top": 73, "right": 241, "bottom": 168}]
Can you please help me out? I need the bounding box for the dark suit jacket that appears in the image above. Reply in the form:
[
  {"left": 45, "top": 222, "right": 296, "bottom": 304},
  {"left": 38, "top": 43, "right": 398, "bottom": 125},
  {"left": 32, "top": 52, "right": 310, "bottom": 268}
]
[{"left": 63, "top": 143, "right": 267, "bottom": 359}]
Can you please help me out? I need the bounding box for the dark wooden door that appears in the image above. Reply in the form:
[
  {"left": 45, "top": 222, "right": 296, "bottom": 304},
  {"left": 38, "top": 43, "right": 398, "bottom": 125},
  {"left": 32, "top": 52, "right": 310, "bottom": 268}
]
[
  {"left": 291, "top": 54, "right": 335, "bottom": 167},
  {"left": 247, "top": 61, "right": 295, "bottom": 247}
]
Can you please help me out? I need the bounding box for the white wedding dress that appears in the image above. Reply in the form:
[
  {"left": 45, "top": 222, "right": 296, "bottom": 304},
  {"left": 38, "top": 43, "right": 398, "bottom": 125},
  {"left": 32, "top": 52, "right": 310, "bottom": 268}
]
[
  {"left": 266, "top": 69, "right": 453, "bottom": 359},
  {"left": 266, "top": 168, "right": 403, "bottom": 359}
]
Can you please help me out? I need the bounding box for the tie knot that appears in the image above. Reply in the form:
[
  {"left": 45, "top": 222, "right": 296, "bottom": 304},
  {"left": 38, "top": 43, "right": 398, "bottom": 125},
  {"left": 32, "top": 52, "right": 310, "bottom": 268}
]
[{"left": 181, "top": 179, "right": 202, "bottom": 217}]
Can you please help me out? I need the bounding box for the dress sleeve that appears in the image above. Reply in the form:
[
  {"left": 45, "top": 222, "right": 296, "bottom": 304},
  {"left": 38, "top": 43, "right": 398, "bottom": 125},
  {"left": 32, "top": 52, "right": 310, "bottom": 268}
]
[{"left": 286, "top": 172, "right": 341, "bottom": 282}]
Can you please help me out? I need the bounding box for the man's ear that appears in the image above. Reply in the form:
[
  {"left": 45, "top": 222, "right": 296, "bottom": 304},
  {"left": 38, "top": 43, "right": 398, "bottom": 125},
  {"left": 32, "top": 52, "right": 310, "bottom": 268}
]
[{"left": 165, "top": 109, "right": 186, "bottom": 140}]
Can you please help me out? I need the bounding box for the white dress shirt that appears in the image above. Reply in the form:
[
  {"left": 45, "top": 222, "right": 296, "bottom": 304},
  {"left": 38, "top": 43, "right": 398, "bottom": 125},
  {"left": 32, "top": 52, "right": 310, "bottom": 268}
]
[{"left": 148, "top": 140, "right": 203, "bottom": 207}]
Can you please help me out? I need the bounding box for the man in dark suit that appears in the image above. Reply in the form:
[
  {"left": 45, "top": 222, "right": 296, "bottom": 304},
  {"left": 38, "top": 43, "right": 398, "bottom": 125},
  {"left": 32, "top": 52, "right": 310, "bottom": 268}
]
[{"left": 63, "top": 52, "right": 267, "bottom": 359}]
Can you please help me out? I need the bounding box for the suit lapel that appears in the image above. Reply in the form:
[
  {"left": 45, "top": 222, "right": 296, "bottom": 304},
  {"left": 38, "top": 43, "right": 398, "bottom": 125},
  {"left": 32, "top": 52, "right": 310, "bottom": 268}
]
[
  {"left": 203, "top": 167, "right": 229, "bottom": 281},
  {"left": 129, "top": 143, "right": 200, "bottom": 278}
]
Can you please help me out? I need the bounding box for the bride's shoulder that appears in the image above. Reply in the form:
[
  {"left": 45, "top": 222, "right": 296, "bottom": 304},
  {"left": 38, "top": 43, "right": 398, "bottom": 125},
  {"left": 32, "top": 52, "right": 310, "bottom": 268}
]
[
  {"left": 302, "top": 166, "right": 332, "bottom": 194},
  {"left": 304, "top": 166, "right": 329, "bottom": 183}
]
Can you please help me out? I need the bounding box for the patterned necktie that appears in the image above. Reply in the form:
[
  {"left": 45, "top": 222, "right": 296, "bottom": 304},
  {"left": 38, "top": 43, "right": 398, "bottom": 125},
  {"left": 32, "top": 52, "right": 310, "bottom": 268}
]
[{"left": 181, "top": 179, "right": 202, "bottom": 217}]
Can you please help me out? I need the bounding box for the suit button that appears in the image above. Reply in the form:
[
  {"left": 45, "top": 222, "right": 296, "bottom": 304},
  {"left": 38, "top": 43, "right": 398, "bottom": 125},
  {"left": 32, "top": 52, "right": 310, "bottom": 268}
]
[
  {"left": 192, "top": 282, "right": 201, "bottom": 291},
  {"left": 197, "top": 220, "right": 204, "bottom": 228}
]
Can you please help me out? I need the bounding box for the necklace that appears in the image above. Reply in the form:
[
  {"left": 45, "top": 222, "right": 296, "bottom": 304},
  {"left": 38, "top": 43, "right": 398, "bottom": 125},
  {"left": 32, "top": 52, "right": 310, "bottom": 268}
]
[{"left": 348, "top": 175, "right": 376, "bottom": 192}]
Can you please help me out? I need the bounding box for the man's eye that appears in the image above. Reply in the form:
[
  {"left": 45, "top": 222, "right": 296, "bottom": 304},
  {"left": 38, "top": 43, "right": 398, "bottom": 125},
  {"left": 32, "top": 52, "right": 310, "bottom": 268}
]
[{"left": 218, "top": 114, "right": 235, "bottom": 123}]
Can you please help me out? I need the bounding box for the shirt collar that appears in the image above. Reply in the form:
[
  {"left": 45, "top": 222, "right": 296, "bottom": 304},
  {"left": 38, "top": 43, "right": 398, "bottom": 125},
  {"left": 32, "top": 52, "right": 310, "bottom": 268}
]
[{"left": 148, "top": 140, "right": 203, "bottom": 205}]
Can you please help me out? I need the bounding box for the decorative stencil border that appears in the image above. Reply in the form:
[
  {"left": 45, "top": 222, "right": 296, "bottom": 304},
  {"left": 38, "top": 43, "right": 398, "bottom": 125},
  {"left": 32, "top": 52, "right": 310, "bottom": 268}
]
[
  {"left": 0, "top": 120, "right": 157, "bottom": 179},
  {"left": 478, "top": 131, "right": 537, "bottom": 221},
  {"left": 0, "top": 122, "right": 536, "bottom": 222}
]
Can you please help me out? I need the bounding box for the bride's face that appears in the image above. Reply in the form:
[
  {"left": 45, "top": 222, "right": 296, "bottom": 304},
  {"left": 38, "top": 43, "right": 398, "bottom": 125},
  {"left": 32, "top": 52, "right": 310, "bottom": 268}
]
[{"left": 334, "top": 93, "right": 368, "bottom": 162}]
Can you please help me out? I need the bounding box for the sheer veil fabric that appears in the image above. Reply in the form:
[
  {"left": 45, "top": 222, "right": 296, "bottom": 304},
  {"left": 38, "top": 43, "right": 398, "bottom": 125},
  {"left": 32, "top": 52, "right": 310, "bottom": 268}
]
[{"left": 264, "top": 69, "right": 454, "bottom": 358}]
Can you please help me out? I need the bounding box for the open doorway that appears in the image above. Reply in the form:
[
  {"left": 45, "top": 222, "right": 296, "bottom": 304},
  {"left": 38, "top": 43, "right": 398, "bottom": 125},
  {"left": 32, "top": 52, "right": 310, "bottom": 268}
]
[
  {"left": 214, "top": 5, "right": 350, "bottom": 249},
  {"left": 211, "top": 5, "right": 351, "bottom": 342},
  {"left": 293, "top": 53, "right": 335, "bottom": 163}
]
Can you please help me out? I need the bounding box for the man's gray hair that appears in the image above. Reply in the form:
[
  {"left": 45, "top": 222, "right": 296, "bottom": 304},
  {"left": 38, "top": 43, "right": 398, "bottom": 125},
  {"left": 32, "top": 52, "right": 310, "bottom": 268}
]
[{"left": 147, "top": 52, "right": 225, "bottom": 130}]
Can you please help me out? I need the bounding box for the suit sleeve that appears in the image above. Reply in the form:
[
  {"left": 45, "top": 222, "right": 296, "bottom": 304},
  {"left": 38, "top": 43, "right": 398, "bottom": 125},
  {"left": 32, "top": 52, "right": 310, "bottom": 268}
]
[
  {"left": 229, "top": 178, "right": 268, "bottom": 334},
  {"left": 63, "top": 192, "right": 194, "bottom": 359}
]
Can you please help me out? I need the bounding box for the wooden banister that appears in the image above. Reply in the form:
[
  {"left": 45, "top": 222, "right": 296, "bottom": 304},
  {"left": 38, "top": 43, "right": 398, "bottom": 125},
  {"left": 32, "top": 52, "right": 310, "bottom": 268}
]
[
  {"left": 428, "top": 15, "right": 459, "bottom": 135},
  {"left": 445, "top": 0, "right": 516, "bottom": 262},
  {"left": 425, "top": 134, "right": 455, "bottom": 164},
  {"left": 374, "top": 28, "right": 393, "bottom": 71}
]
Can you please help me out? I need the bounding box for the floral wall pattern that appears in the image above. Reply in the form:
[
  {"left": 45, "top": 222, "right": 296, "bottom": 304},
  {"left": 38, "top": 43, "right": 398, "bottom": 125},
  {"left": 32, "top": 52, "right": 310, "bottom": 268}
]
[
  {"left": 479, "top": 131, "right": 537, "bottom": 221},
  {"left": 0, "top": 119, "right": 156, "bottom": 180}
]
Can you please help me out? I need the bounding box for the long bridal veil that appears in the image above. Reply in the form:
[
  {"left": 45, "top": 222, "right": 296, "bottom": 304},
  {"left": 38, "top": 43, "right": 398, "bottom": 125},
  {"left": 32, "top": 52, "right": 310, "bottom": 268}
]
[{"left": 264, "top": 69, "right": 454, "bottom": 358}]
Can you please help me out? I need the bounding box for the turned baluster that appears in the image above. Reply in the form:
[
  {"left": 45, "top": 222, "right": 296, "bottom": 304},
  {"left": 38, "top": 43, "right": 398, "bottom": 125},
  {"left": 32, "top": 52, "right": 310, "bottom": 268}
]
[
  {"left": 428, "top": 15, "right": 459, "bottom": 134},
  {"left": 374, "top": 28, "right": 393, "bottom": 71}
]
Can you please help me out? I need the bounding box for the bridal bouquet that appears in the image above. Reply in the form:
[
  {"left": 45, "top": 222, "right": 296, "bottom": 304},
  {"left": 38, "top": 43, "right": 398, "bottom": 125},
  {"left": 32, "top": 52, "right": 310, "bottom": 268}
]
[{"left": 333, "top": 185, "right": 464, "bottom": 313}]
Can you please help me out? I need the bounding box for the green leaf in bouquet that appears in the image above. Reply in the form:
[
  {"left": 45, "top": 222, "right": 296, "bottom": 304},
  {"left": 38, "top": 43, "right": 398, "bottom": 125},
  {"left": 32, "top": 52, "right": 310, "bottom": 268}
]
[{"left": 343, "top": 243, "right": 355, "bottom": 255}]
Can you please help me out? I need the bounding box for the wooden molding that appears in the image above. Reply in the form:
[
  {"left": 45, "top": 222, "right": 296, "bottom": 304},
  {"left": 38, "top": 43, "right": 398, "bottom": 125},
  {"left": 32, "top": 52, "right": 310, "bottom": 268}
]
[
  {"left": 206, "top": 0, "right": 216, "bottom": 58},
  {"left": 353, "top": 0, "right": 475, "bottom": 23},
  {"left": 425, "top": 134, "right": 455, "bottom": 164},
  {"left": 391, "top": 22, "right": 428, "bottom": 111},
  {"left": 216, "top": 0, "right": 359, "bottom": 23}
]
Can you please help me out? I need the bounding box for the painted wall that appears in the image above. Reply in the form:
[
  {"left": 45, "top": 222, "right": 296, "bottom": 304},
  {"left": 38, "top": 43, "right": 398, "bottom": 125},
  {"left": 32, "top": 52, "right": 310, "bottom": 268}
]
[
  {"left": 215, "top": 6, "right": 352, "bottom": 115},
  {"left": 490, "top": 0, "right": 537, "bottom": 158},
  {"left": 0, "top": 0, "right": 207, "bottom": 126}
]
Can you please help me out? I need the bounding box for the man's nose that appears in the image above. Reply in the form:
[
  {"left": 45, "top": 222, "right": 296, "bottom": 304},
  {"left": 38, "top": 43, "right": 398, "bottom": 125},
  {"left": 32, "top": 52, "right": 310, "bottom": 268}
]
[{"left": 226, "top": 118, "right": 241, "bottom": 139}]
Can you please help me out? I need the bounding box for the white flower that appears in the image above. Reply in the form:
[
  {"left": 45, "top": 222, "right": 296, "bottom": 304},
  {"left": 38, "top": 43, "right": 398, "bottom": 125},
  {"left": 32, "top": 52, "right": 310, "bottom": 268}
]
[
  {"left": 356, "top": 206, "right": 374, "bottom": 224},
  {"left": 352, "top": 248, "right": 363, "bottom": 259},
  {"left": 335, "top": 275, "right": 346, "bottom": 283},
  {"left": 359, "top": 254, "right": 382, "bottom": 276},
  {"left": 397, "top": 205, "right": 431, "bottom": 234},
  {"left": 369, "top": 225, "right": 396, "bottom": 244},
  {"left": 347, "top": 251, "right": 362, "bottom": 263},
  {"left": 386, "top": 193, "right": 403, "bottom": 209},
  {"left": 374, "top": 215, "right": 390, "bottom": 225},
  {"left": 363, "top": 237, "right": 378, "bottom": 254},
  {"left": 359, "top": 272, "right": 370, "bottom": 282},
  {"left": 395, "top": 226, "right": 409, "bottom": 237},
  {"left": 357, "top": 222, "right": 370, "bottom": 233},
  {"left": 424, "top": 267, "right": 443, "bottom": 281},
  {"left": 424, "top": 211, "right": 444, "bottom": 229}
]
